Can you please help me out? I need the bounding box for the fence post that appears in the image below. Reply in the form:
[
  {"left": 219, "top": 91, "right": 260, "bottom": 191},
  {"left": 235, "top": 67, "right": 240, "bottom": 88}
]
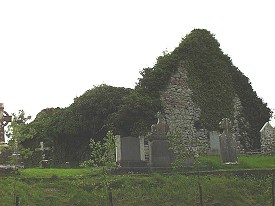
[
  {"left": 198, "top": 182, "right": 203, "bottom": 206},
  {"left": 272, "top": 177, "right": 274, "bottom": 206},
  {"left": 108, "top": 186, "right": 113, "bottom": 206},
  {"left": 15, "top": 195, "right": 20, "bottom": 206}
]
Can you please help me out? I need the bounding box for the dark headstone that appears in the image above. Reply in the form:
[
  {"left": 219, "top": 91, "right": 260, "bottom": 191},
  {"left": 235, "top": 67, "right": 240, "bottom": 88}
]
[
  {"left": 208, "top": 131, "right": 220, "bottom": 155},
  {"left": 149, "top": 140, "right": 174, "bottom": 167},
  {"left": 148, "top": 112, "right": 174, "bottom": 167},
  {"left": 115, "top": 136, "right": 146, "bottom": 167}
]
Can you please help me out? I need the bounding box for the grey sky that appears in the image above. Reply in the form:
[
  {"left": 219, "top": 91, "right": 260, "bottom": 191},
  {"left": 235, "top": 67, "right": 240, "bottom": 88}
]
[{"left": 1, "top": 0, "right": 274, "bottom": 125}]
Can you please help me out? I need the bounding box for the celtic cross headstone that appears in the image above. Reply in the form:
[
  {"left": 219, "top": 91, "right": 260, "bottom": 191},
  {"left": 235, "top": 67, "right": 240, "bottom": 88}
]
[
  {"left": 35, "top": 141, "right": 50, "bottom": 160},
  {"left": 219, "top": 118, "right": 238, "bottom": 163},
  {"left": 148, "top": 112, "right": 174, "bottom": 167},
  {"left": 149, "top": 112, "right": 169, "bottom": 140},
  {"left": 0, "top": 103, "right": 12, "bottom": 144},
  {"left": 35, "top": 141, "right": 51, "bottom": 168}
]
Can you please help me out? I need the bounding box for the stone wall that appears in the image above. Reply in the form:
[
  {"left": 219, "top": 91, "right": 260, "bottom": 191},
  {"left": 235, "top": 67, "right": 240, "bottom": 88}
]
[
  {"left": 232, "top": 95, "right": 248, "bottom": 151},
  {"left": 160, "top": 63, "right": 244, "bottom": 150},
  {"left": 160, "top": 63, "right": 208, "bottom": 142},
  {"left": 260, "top": 122, "right": 275, "bottom": 155}
]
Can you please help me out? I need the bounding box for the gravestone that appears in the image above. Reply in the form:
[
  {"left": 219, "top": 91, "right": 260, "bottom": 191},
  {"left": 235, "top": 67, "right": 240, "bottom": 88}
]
[
  {"left": 35, "top": 141, "right": 51, "bottom": 168},
  {"left": 11, "top": 139, "right": 23, "bottom": 168},
  {"left": 219, "top": 118, "right": 238, "bottom": 163},
  {"left": 150, "top": 113, "right": 169, "bottom": 140},
  {"left": 148, "top": 113, "right": 174, "bottom": 167},
  {"left": 148, "top": 140, "right": 174, "bottom": 167},
  {"left": 115, "top": 135, "right": 146, "bottom": 167},
  {"left": 208, "top": 131, "right": 220, "bottom": 155}
]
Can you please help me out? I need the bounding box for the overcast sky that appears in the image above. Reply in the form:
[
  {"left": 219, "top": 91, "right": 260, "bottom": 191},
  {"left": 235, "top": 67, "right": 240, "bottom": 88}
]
[{"left": 1, "top": 0, "right": 274, "bottom": 126}]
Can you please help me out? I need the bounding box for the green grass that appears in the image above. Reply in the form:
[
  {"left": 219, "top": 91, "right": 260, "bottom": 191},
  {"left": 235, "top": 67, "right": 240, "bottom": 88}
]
[
  {"left": 1, "top": 172, "right": 274, "bottom": 206},
  {"left": 198, "top": 155, "right": 275, "bottom": 170},
  {"left": 19, "top": 168, "right": 100, "bottom": 178},
  {"left": 0, "top": 155, "right": 274, "bottom": 205}
]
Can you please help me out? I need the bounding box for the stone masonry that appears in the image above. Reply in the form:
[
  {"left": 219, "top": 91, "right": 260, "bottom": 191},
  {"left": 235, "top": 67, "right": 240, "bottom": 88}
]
[
  {"left": 260, "top": 122, "right": 275, "bottom": 155},
  {"left": 160, "top": 63, "right": 206, "bottom": 140},
  {"left": 232, "top": 95, "right": 247, "bottom": 151},
  {"left": 160, "top": 63, "right": 245, "bottom": 151}
]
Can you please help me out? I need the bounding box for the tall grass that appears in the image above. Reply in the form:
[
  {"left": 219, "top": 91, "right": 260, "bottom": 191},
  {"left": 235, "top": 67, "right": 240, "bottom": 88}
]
[
  {"left": 1, "top": 171, "right": 274, "bottom": 205},
  {"left": 0, "top": 155, "right": 274, "bottom": 205}
]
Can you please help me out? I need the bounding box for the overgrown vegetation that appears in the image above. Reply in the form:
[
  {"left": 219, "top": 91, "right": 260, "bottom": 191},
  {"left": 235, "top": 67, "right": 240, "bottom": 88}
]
[
  {"left": 167, "top": 130, "right": 208, "bottom": 170},
  {"left": 81, "top": 131, "right": 118, "bottom": 205},
  {"left": 137, "top": 29, "right": 272, "bottom": 149},
  {"left": 0, "top": 175, "right": 269, "bottom": 205},
  {"left": 228, "top": 66, "right": 272, "bottom": 149},
  {"left": 1, "top": 157, "right": 274, "bottom": 206},
  {"left": 6, "top": 29, "right": 272, "bottom": 167}
]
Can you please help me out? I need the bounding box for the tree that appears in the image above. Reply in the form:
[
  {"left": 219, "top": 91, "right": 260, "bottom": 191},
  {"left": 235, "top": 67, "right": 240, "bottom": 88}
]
[
  {"left": 15, "top": 85, "right": 132, "bottom": 167},
  {"left": 228, "top": 66, "right": 272, "bottom": 149},
  {"left": 113, "top": 89, "right": 159, "bottom": 136},
  {"left": 81, "top": 131, "right": 117, "bottom": 206},
  {"left": 71, "top": 84, "right": 132, "bottom": 140},
  {"left": 29, "top": 107, "right": 63, "bottom": 166},
  {"left": 6, "top": 110, "right": 35, "bottom": 166},
  {"left": 57, "top": 84, "right": 131, "bottom": 165}
]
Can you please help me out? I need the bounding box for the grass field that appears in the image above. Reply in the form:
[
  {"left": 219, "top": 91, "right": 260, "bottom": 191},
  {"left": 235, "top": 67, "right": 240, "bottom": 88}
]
[
  {"left": 0, "top": 155, "right": 274, "bottom": 206},
  {"left": 198, "top": 154, "right": 275, "bottom": 170},
  {"left": 19, "top": 168, "right": 99, "bottom": 178}
]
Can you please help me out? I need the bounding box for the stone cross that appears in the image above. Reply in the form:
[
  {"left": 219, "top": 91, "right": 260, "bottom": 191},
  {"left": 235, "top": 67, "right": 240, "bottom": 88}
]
[
  {"left": 35, "top": 141, "right": 50, "bottom": 160},
  {"left": 219, "top": 118, "right": 238, "bottom": 163},
  {"left": 0, "top": 103, "right": 12, "bottom": 143},
  {"left": 149, "top": 112, "right": 169, "bottom": 140},
  {"left": 13, "top": 139, "right": 20, "bottom": 155},
  {"left": 12, "top": 139, "right": 21, "bottom": 167},
  {"left": 147, "top": 112, "right": 175, "bottom": 167}
]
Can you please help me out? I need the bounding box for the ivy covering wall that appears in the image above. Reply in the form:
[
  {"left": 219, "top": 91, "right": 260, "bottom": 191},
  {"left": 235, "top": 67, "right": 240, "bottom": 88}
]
[{"left": 137, "top": 29, "right": 272, "bottom": 149}]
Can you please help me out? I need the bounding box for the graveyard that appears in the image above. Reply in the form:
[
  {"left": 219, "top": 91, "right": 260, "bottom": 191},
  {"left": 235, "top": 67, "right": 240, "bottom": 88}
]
[
  {"left": 1, "top": 29, "right": 275, "bottom": 205},
  {"left": 1, "top": 104, "right": 275, "bottom": 205}
]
